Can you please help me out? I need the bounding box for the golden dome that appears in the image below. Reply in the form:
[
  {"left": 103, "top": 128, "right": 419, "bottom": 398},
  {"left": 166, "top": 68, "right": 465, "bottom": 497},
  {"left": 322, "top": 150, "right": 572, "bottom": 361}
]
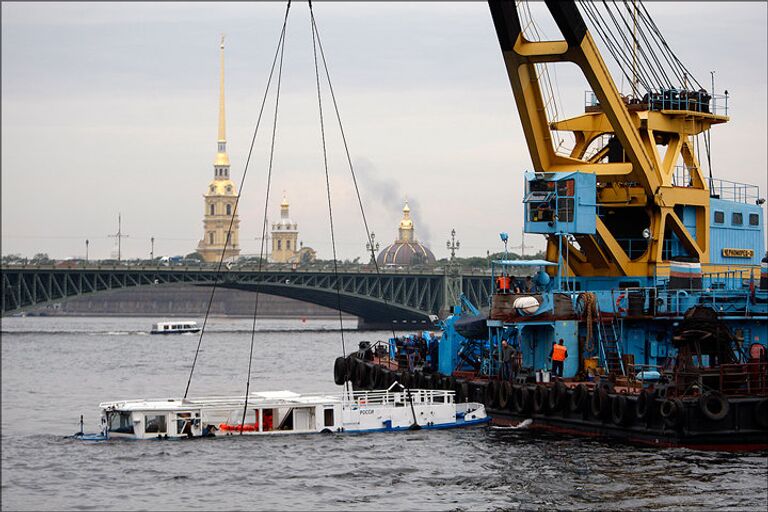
[{"left": 206, "top": 178, "right": 237, "bottom": 196}]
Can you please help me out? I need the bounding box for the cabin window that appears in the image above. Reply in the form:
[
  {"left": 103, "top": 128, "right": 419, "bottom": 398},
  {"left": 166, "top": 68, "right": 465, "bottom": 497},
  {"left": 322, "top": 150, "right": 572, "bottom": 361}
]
[
  {"left": 164, "top": 325, "right": 169, "bottom": 330},
  {"left": 749, "top": 213, "right": 759, "bottom": 226},
  {"left": 107, "top": 411, "right": 134, "bottom": 434},
  {"left": 324, "top": 408, "right": 334, "bottom": 427},
  {"left": 714, "top": 211, "right": 724, "bottom": 224},
  {"left": 732, "top": 212, "right": 743, "bottom": 225},
  {"left": 145, "top": 414, "right": 167, "bottom": 434}
]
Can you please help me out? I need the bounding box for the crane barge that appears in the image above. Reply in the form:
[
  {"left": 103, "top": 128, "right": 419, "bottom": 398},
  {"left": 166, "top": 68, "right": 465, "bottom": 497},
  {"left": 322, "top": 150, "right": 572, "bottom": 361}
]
[{"left": 340, "top": 0, "right": 767, "bottom": 450}]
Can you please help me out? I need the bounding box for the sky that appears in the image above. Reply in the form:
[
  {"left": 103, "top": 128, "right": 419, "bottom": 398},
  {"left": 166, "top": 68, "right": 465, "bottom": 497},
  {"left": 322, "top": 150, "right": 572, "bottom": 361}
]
[{"left": 2, "top": 1, "right": 766, "bottom": 261}]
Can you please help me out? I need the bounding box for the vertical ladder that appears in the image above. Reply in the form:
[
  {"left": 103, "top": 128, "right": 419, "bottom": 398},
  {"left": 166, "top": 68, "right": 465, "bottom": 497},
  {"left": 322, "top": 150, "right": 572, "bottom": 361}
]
[{"left": 596, "top": 305, "right": 626, "bottom": 376}]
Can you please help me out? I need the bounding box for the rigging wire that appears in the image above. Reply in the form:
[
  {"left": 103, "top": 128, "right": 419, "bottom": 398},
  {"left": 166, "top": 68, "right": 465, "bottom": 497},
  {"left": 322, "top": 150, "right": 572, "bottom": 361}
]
[
  {"left": 309, "top": 1, "right": 348, "bottom": 358},
  {"left": 309, "top": 3, "right": 399, "bottom": 345},
  {"left": 238, "top": 1, "right": 291, "bottom": 432},
  {"left": 183, "top": 1, "right": 292, "bottom": 400}
]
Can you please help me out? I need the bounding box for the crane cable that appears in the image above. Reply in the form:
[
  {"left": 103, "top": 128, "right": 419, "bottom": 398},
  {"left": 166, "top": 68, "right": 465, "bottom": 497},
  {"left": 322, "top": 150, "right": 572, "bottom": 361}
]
[
  {"left": 238, "top": 2, "right": 292, "bottom": 433},
  {"left": 184, "top": 1, "right": 292, "bottom": 401}
]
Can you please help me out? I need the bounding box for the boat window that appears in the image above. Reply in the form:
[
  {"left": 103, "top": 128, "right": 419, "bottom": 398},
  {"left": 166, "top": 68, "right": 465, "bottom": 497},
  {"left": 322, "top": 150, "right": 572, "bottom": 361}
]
[
  {"left": 145, "top": 414, "right": 167, "bottom": 434},
  {"left": 277, "top": 409, "right": 294, "bottom": 431},
  {"left": 714, "top": 210, "right": 724, "bottom": 224},
  {"left": 324, "top": 408, "right": 334, "bottom": 427},
  {"left": 164, "top": 325, "right": 169, "bottom": 330},
  {"left": 176, "top": 412, "right": 198, "bottom": 436},
  {"left": 732, "top": 212, "right": 743, "bottom": 225},
  {"left": 107, "top": 411, "right": 134, "bottom": 434},
  {"left": 749, "top": 213, "right": 759, "bottom": 226}
]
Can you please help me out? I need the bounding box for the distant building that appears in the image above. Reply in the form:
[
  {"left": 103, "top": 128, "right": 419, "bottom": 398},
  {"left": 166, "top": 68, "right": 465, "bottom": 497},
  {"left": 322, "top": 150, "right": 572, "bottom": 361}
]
[
  {"left": 270, "top": 195, "right": 316, "bottom": 264},
  {"left": 377, "top": 201, "right": 436, "bottom": 267},
  {"left": 197, "top": 37, "right": 241, "bottom": 263}
]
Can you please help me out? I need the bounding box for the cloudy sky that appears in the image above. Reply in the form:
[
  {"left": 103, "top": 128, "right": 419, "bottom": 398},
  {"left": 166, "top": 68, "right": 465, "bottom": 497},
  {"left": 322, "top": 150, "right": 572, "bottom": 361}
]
[{"left": 2, "top": 1, "right": 766, "bottom": 261}]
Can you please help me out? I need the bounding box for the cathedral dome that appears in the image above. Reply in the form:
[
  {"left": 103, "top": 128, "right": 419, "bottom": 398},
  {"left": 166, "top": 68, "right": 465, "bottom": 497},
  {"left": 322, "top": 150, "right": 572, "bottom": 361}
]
[{"left": 376, "top": 201, "right": 436, "bottom": 267}]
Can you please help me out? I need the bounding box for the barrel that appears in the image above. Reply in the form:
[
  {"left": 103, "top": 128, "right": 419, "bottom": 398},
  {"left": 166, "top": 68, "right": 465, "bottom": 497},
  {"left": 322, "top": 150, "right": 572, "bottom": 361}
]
[{"left": 669, "top": 256, "right": 702, "bottom": 290}]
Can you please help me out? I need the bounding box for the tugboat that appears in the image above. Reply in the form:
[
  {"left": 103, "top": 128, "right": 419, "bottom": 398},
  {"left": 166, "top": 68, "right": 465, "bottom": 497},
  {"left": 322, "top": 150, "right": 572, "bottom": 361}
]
[{"left": 338, "top": 0, "right": 768, "bottom": 450}]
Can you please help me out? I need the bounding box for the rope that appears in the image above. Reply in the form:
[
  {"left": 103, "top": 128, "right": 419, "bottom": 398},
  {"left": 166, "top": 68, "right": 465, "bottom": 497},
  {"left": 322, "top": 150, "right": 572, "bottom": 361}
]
[
  {"left": 308, "top": 4, "right": 399, "bottom": 346},
  {"left": 183, "top": 1, "right": 291, "bottom": 400},
  {"left": 238, "top": 2, "right": 291, "bottom": 433}
]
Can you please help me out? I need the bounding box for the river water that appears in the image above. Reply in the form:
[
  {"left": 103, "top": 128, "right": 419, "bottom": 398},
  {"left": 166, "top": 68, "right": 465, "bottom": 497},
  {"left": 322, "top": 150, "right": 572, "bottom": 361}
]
[{"left": 2, "top": 316, "right": 766, "bottom": 511}]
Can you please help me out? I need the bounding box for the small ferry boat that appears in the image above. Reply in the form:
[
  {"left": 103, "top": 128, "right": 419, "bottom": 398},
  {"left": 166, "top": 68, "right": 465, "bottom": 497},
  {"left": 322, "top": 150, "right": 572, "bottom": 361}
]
[
  {"left": 150, "top": 321, "right": 200, "bottom": 335},
  {"left": 78, "top": 385, "right": 487, "bottom": 440}
]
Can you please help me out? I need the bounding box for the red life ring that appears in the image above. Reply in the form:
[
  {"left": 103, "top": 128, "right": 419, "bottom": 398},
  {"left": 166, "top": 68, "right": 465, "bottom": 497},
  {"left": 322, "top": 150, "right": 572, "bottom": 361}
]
[{"left": 615, "top": 293, "right": 628, "bottom": 313}]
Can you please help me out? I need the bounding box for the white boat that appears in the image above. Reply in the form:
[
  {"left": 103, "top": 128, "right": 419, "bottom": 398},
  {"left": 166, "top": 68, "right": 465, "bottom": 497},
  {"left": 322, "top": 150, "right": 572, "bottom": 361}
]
[
  {"left": 78, "top": 384, "right": 487, "bottom": 440},
  {"left": 150, "top": 321, "right": 200, "bottom": 335}
]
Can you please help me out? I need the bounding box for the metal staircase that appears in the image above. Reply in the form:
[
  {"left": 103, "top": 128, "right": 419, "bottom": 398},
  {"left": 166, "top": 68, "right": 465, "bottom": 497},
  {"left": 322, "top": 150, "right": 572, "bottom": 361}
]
[{"left": 596, "top": 306, "right": 626, "bottom": 376}]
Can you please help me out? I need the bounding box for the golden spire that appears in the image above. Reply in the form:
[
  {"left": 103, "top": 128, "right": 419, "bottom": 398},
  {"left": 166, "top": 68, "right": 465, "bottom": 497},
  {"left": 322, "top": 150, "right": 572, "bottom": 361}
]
[
  {"left": 398, "top": 199, "right": 414, "bottom": 242},
  {"left": 214, "top": 34, "right": 230, "bottom": 168}
]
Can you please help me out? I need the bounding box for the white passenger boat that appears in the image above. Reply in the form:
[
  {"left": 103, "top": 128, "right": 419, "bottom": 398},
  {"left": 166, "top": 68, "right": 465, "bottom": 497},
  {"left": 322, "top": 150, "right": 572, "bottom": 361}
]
[
  {"left": 150, "top": 321, "right": 200, "bottom": 335},
  {"left": 77, "top": 385, "right": 487, "bottom": 440}
]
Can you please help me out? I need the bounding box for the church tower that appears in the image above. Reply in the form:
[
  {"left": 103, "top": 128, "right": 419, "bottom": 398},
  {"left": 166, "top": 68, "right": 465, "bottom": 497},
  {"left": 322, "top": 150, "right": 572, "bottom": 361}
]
[
  {"left": 270, "top": 195, "right": 299, "bottom": 263},
  {"left": 197, "top": 36, "right": 241, "bottom": 263}
]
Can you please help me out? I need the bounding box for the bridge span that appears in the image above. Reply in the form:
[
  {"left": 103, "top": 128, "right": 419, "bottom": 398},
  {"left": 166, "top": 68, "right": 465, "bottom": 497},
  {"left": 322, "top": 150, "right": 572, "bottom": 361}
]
[{"left": 1, "top": 265, "right": 493, "bottom": 329}]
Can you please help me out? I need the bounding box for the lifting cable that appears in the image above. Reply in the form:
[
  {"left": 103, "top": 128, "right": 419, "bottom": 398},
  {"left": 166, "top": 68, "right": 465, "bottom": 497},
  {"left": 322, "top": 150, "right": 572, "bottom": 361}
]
[
  {"left": 238, "top": 1, "right": 292, "bottom": 432},
  {"left": 183, "top": 1, "right": 292, "bottom": 401},
  {"left": 308, "top": 2, "right": 399, "bottom": 349}
]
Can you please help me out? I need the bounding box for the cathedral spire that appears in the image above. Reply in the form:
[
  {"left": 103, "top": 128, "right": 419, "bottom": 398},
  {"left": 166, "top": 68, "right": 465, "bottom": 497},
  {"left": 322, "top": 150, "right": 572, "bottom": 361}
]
[{"left": 214, "top": 34, "right": 230, "bottom": 170}]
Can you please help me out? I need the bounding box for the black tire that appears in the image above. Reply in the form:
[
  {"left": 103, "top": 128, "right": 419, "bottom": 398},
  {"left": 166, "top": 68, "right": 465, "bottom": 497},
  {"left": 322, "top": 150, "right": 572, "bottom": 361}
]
[
  {"left": 380, "top": 368, "right": 392, "bottom": 388},
  {"left": 611, "top": 394, "right": 628, "bottom": 425},
  {"left": 548, "top": 381, "right": 567, "bottom": 412},
  {"left": 393, "top": 371, "right": 404, "bottom": 387},
  {"left": 498, "top": 381, "right": 512, "bottom": 410},
  {"left": 423, "top": 374, "right": 434, "bottom": 390},
  {"left": 367, "top": 364, "right": 380, "bottom": 389},
  {"left": 569, "top": 384, "right": 588, "bottom": 413},
  {"left": 455, "top": 380, "right": 469, "bottom": 403},
  {"left": 346, "top": 356, "right": 357, "bottom": 382},
  {"left": 512, "top": 385, "right": 529, "bottom": 413},
  {"left": 699, "top": 391, "right": 730, "bottom": 422},
  {"left": 755, "top": 398, "right": 768, "bottom": 429},
  {"left": 333, "top": 356, "right": 347, "bottom": 386},
  {"left": 590, "top": 388, "right": 608, "bottom": 420},
  {"left": 488, "top": 381, "right": 499, "bottom": 409},
  {"left": 660, "top": 398, "right": 684, "bottom": 428},
  {"left": 445, "top": 376, "right": 456, "bottom": 391},
  {"left": 354, "top": 362, "right": 367, "bottom": 388},
  {"left": 635, "top": 389, "right": 651, "bottom": 421},
  {"left": 533, "top": 386, "right": 548, "bottom": 414}
]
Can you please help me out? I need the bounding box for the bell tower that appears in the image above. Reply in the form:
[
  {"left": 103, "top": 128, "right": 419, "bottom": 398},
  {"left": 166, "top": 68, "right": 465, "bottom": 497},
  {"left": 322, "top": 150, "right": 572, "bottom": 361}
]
[{"left": 197, "top": 35, "right": 241, "bottom": 263}]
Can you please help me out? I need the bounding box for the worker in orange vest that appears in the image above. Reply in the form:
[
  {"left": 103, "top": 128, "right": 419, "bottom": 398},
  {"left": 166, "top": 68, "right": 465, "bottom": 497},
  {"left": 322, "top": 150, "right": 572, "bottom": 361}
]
[
  {"left": 549, "top": 338, "right": 568, "bottom": 378},
  {"left": 496, "top": 275, "right": 511, "bottom": 294}
]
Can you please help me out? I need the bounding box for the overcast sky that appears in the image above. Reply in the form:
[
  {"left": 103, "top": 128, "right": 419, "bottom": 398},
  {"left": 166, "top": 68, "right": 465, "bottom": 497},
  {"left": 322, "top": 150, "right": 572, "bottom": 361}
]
[{"left": 2, "top": 1, "right": 766, "bottom": 261}]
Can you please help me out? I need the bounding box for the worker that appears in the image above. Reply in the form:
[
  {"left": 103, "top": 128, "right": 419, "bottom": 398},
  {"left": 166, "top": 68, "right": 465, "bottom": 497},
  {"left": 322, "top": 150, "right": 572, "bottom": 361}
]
[
  {"left": 501, "top": 339, "right": 515, "bottom": 381},
  {"left": 549, "top": 338, "right": 568, "bottom": 378},
  {"left": 404, "top": 336, "right": 417, "bottom": 372},
  {"left": 496, "top": 274, "right": 511, "bottom": 294}
]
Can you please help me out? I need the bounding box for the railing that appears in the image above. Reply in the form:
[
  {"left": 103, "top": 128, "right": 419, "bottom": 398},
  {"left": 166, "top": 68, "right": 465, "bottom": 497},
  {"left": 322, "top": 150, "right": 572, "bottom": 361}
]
[
  {"left": 708, "top": 178, "right": 761, "bottom": 204},
  {"left": 626, "top": 364, "right": 664, "bottom": 389},
  {"left": 719, "top": 362, "right": 768, "bottom": 396},
  {"left": 350, "top": 388, "right": 454, "bottom": 406},
  {"left": 584, "top": 88, "right": 729, "bottom": 116}
]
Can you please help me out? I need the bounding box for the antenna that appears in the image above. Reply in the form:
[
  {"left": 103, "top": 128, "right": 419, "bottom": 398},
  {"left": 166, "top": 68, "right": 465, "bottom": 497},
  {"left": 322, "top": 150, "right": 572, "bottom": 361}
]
[{"left": 108, "top": 213, "right": 130, "bottom": 262}]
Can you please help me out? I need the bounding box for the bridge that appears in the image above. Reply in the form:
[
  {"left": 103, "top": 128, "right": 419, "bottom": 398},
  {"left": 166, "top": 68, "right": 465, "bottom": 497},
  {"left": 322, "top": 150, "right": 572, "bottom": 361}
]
[{"left": 1, "top": 264, "right": 494, "bottom": 329}]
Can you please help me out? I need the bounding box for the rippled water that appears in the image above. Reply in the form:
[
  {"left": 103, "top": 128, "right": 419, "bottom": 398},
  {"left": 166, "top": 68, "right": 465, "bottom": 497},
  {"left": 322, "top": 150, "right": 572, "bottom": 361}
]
[{"left": 2, "top": 316, "right": 767, "bottom": 511}]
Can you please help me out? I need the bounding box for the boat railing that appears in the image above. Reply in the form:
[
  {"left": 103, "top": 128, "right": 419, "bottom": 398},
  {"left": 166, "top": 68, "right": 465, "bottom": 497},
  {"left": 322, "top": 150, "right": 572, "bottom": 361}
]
[
  {"left": 625, "top": 363, "right": 664, "bottom": 388},
  {"left": 719, "top": 362, "right": 768, "bottom": 396},
  {"left": 350, "top": 388, "right": 454, "bottom": 406}
]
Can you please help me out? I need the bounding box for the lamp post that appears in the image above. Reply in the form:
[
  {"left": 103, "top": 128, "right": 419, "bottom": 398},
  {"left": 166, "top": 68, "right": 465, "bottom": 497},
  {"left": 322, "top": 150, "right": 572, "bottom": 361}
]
[
  {"left": 85, "top": 239, "right": 89, "bottom": 263},
  {"left": 365, "top": 232, "right": 379, "bottom": 265},
  {"left": 446, "top": 228, "right": 460, "bottom": 262},
  {"left": 150, "top": 237, "right": 155, "bottom": 261}
]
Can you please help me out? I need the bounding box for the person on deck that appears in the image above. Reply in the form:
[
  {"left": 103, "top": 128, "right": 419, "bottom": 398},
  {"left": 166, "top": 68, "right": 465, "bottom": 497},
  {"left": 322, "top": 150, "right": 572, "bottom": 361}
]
[
  {"left": 405, "top": 336, "right": 417, "bottom": 372},
  {"left": 550, "top": 338, "right": 568, "bottom": 378},
  {"left": 501, "top": 339, "right": 516, "bottom": 381}
]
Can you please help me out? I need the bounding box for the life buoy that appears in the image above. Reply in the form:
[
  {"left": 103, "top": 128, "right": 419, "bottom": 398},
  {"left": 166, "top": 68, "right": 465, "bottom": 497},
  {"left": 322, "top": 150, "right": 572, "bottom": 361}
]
[
  {"left": 333, "top": 356, "right": 347, "bottom": 386},
  {"left": 218, "top": 422, "right": 258, "bottom": 432},
  {"left": 660, "top": 398, "right": 684, "bottom": 428},
  {"left": 533, "top": 386, "right": 548, "bottom": 414},
  {"left": 698, "top": 391, "right": 730, "bottom": 421},
  {"left": 615, "top": 293, "right": 628, "bottom": 314},
  {"left": 569, "top": 384, "right": 588, "bottom": 413},
  {"left": 611, "top": 395, "right": 628, "bottom": 425}
]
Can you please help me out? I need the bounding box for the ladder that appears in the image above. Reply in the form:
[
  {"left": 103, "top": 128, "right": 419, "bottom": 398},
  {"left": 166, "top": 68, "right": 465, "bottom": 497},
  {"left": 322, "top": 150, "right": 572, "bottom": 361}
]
[{"left": 596, "top": 305, "right": 625, "bottom": 376}]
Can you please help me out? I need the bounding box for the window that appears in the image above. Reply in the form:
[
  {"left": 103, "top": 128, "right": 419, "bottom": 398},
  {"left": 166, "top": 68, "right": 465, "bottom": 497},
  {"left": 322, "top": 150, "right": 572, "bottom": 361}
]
[
  {"left": 286, "top": 240, "right": 291, "bottom": 250},
  {"left": 226, "top": 185, "right": 232, "bottom": 194},
  {"left": 107, "top": 411, "right": 134, "bottom": 434},
  {"left": 226, "top": 204, "right": 232, "bottom": 215},
  {"left": 210, "top": 185, "right": 215, "bottom": 193},
  {"left": 324, "top": 408, "right": 334, "bottom": 427},
  {"left": 277, "top": 240, "right": 282, "bottom": 250},
  {"left": 210, "top": 204, "right": 215, "bottom": 216},
  {"left": 209, "top": 232, "right": 215, "bottom": 244},
  {"left": 732, "top": 212, "right": 743, "bottom": 225},
  {"left": 749, "top": 213, "right": 759, "bottom": 226},
  {"left": 714, "top": 211, "right": 724, "bottom": 224},
  {"left": 145, "top": 414, "right": 167, "bottom": 434}
]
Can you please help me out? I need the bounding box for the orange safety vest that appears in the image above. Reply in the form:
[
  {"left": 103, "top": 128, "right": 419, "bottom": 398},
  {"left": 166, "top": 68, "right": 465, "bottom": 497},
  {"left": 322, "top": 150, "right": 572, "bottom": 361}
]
[
  {"left": 552, "top": 344, "right": 567, "bottom": 362},
  {"left": 496, "top": 276, "right": 511, "bottom": 291}
]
